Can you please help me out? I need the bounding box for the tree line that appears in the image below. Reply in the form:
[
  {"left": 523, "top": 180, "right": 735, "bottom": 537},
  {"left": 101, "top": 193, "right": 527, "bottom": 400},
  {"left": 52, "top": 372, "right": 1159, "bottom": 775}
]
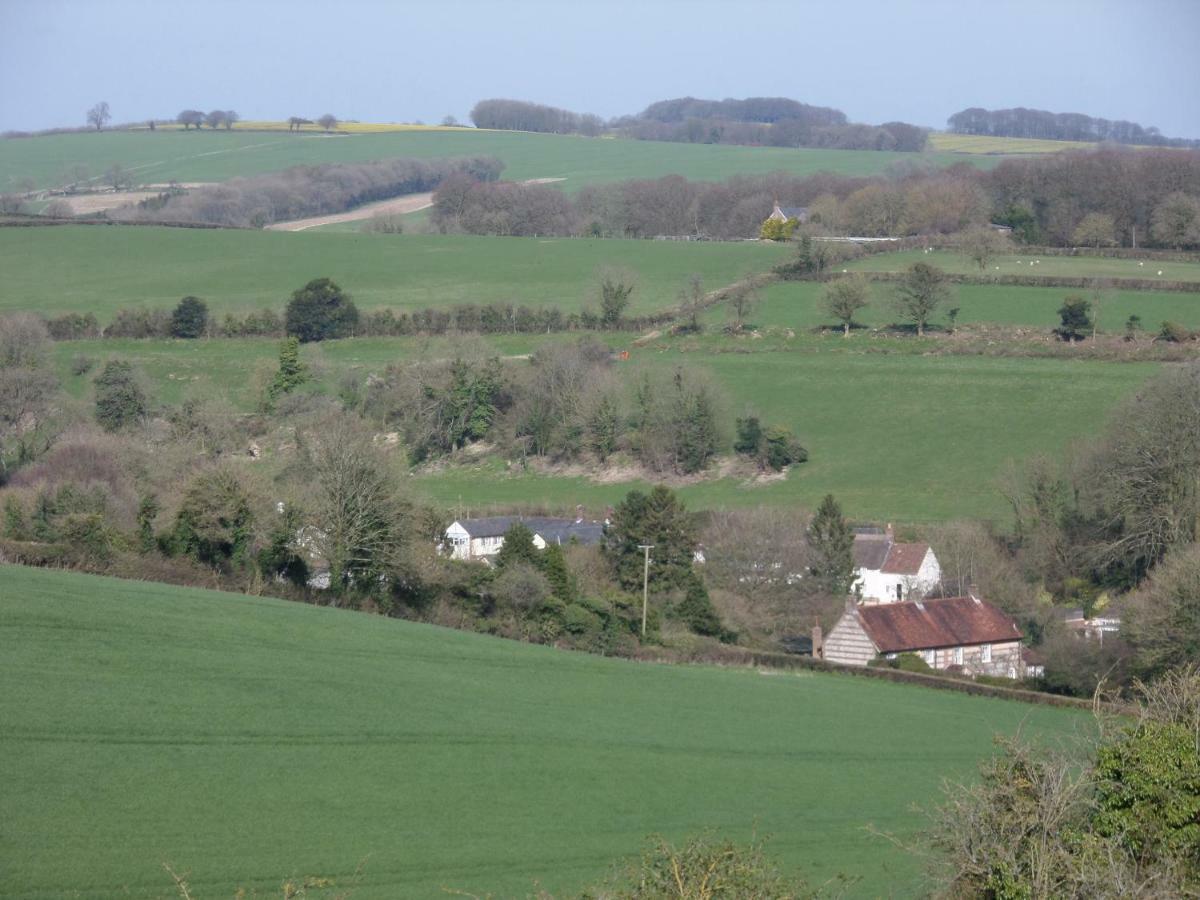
[
  {"left": 949, "top": 105, "right": 1200, "bottom": 148},
  {"left": 108, "top": 155, "right": 503, "bottom": 227},
  {"left": 428, "top": 147, "right": 1200, "bottom": 247}
]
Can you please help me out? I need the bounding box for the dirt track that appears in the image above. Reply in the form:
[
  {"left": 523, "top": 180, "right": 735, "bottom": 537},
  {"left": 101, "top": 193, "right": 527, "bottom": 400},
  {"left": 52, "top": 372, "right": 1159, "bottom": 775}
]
[{"left": 264, "top": 177, "right": 566, "bottom": 232}]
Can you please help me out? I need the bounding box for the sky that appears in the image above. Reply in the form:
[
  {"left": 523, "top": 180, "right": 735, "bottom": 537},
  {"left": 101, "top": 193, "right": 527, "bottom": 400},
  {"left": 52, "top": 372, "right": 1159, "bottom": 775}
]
[{"left": 2, "top": 0, "right": 1199, "bottom": 138}]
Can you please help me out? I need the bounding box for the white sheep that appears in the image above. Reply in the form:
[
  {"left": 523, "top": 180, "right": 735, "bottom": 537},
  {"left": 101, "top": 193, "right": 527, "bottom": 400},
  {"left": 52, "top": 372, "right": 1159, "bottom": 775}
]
[
  {"left": 1158, "top": 270, "right": 1164, "bottom": 276},
  {"left": 1139, "top": 261, "right": 1145, "bottom": 267}
]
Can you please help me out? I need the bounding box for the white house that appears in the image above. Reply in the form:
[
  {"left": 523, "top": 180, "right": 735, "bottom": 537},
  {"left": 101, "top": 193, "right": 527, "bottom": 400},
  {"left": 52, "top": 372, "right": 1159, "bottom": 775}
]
[
  {"left": 443, "top": 515, "right": 605, "bottom": 561},
  {"left": 823, "top": 595, "right": 1029, "bottom": 678},
  {"left": 765, "top": 201, "right": 809, "bottom": 224},
  {"left": 852, "top": 527, "right": 941, "bottom": 603}
]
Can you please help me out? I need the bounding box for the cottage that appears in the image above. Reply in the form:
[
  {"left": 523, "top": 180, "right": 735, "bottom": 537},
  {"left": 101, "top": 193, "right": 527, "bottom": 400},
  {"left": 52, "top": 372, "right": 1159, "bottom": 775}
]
[
  {"left": 765, "top": 201, "right": 809, "bottom": 224},
  {"left": 852, "top": 526, "right": 941, "bottom": 603},
  {"left": 1061, "top": 607, "right": 1122, "bottom": 644},
  {"left": 823, "top": 595, "right": 1028, "bottom": 678},
  {"left": 443, "top": 515, "right": 605, "bottom": 561}
]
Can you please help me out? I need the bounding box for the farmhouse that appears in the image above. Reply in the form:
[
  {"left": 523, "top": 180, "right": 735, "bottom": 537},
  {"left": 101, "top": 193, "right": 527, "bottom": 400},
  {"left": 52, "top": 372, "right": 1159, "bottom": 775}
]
[
  {"left": 443, "top": 515, "right": 605, "bottom": 561},
  {"left": 852, "top": 526, "right": 941, "bottom": 603},
  {"left": 765, "top": 201, "right": 809, "bottom": 224},
  {"left": 823, "top": 595, "right": 1028, "bottom": 678}
]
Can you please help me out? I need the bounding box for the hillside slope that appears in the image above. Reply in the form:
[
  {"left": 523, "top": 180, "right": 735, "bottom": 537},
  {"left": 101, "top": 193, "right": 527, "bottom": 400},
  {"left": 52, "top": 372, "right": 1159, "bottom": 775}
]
[
  {"left": 1, "top": 127, "right": 1010, "bottom": 193},
  {"left": 0, "top": 566, "right": 1083, "bottom": 898}
]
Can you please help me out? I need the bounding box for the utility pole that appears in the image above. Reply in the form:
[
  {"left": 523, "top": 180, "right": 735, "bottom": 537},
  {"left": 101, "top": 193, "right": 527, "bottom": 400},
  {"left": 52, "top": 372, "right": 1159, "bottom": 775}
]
[{"left": 638, "top": 544, "right": 654, "bottom": 637}]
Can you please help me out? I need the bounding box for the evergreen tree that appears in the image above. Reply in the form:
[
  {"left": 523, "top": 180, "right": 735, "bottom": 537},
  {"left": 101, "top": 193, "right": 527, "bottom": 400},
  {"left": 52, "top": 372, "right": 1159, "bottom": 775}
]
[
  {"left": 808, "top": 494, "right": 855, "bottom": 595},
  {"left": 588, "top": 394, "right": 620, "bottom": 461},
  {"left": 169, "top": 296, "right": 209, "bottom": 339},
  {"left": 258, "top": 506, "right": 310, "bottom": 587},
  {"left": 603, "top": 486, "right": 699, "bottom": 594},
  {"left": 284, "top": 277, "right": 359, "bottom": 343},
  {"left": 171, "top": 469, "right": 254, "bottom": 567},
  {"left": 267, "top": 337, "right": 308, "bottom": 406},
  {"left": 1055, "top": 295, "right": 1093, "bottom": 342},
  {"left": 495, "top": 522, "right": 539, "bottom": 569},
  {"left": 676, "top": 573, "right": 725, "bottom": 638},
  {"left": 677, "top": 386, "right": 718, "bottom": 474},
  {"left": 734, "top": 416, "right": 763, "bottom": 457},
  {"left": 540, "top": 542, "right": 576, "bottom": 602}
]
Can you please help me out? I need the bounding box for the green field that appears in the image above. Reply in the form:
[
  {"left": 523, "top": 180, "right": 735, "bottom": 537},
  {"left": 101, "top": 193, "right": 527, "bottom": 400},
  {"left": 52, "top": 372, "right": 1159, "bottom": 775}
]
[
  {"left": 728, "top": 280, "right": 1200, "bottom": 331},
  {"left": 0, "top": 226, "right": 789, "bottom": 320},
  {"left": 0, "top": 565, "right": 1084, "bottom": 898},
  {"left": 51, "top": 335, "right": 1159, "bottom": 522},
  {"left": 847, "top": 249, "right": 1200, "bottom": 283},
  {"left": 1, "top": 128, "right": 1011, "bottom": 193}
]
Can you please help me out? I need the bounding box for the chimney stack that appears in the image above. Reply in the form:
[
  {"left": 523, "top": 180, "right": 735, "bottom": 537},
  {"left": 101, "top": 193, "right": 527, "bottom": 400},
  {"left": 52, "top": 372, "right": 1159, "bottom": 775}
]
[{"left": 811, "top": 619, "right": 824, "bottom": 660}]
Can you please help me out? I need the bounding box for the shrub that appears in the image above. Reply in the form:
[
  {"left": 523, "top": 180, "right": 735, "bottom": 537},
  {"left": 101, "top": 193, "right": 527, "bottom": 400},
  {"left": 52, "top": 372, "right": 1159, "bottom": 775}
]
[
  {"left": 170, "top": 468, "right": 254, "bottom": 567},
  {"left": 70, "top": 355, "right": 95, "bottom": 376},
  {"left": 44, "top": 312, "right": 99, "bottom": 340},
  {"left": 1158, "top": 320, "right": 1196, "bottom": 343},
  {"left": 870, "top": 652, "right": 934, "bottom": 674},
  {"left": 105, "top": 307, "right": 171, "bottom": 339},
  {"left": 285, "top": 278, "right": 359, "bottom": 343},
  {"left": 93, "top": 360, "right": 147, "bottom": 431},
  {"left": 563, "top": 602, "right": 603, "bottom": 636},
  {"left": 170, "top": 296, "right": 209, "bottom": 339}
]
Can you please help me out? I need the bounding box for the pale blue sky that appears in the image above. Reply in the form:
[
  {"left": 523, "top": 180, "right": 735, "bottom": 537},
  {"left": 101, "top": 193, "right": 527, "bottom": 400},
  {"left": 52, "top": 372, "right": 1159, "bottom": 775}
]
[{"left": 2, "top": 0, "right": 1198, "bottom": 137}]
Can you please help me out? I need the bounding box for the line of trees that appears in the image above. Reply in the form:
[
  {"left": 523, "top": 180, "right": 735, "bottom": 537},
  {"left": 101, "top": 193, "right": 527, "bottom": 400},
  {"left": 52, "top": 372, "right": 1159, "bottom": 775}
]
[
  {"left": 176, "top": 109, "right": 239, "bottom": 130},
  {"left": 110, "top": 155, "right": 503, "bottom": 227},
  {"left": 949, "top": 105, "right": 1200, "bottom": 148},
  {"left": 469, "top": 99, "right": 603, "bottom": 136},
  {"left": 426, "top": 146, "right": 1200, "bottom": 248}
]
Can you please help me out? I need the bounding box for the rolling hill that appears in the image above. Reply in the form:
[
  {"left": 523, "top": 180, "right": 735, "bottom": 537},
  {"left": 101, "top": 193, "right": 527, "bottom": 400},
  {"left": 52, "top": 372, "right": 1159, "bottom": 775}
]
[{"left": 0, "top": 565, "right": 1084, "bottom": 898}]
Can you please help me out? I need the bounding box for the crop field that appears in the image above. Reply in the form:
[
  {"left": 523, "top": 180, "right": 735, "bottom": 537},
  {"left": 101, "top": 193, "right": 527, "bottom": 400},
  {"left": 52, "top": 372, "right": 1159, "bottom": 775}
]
[
  {"left": 0, "top": 226, "right": 789, "bottom": 321},
  {"left": 50, "top": 334, "right": 1158, "bottom": 522},
  {"left": 0, "top": 565, "right": 1084, "bottom": 899},
  {"left": 1, "top": 127, "right": 1011, "bottom": 193},
  {"left": 846, "top": 248, "right": 1200, "bottom": 282},
  {"left": 927, "top": 132, "right": 1098, "bottom": 154},
  {"left": 728, "top": 280, "right": 1200, "bottom": 332}
]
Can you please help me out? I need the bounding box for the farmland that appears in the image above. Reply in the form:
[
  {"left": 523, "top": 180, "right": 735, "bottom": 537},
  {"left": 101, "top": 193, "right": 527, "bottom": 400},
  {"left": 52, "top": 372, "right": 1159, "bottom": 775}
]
[
  {"left": 0, "top": 126, "right": 1011, "bottom": 194},
  {"left": 0, "top": 226, "right": 790, "bottom": 320},
  {"left": 0, "top": 565, "right": 1085, "bottom": 899},
  {"left": 732, "top": 280, "right": 1200, "bottom": 331},
  {"left": 846, "top": 248, "right": 1200, "bottom": 282},
  {"left": 48, "top": 333, "right": 1158, "bottom": 523},
  {"left": 926, "top": 132, "right": 1099, "bottom": 154}
]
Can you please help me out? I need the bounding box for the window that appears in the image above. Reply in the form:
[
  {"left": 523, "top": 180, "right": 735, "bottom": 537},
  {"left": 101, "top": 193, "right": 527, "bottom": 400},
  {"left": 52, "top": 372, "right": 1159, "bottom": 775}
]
[
  {"left": 952, "top": 646, "right": 963, "bottom": 665},
  {"left": 922, "top": 649, "right": 935, "bottom": 666},
  {"left": 895, "top": 584, "right": 903, "bottom": 601},
  {"left": 981, "top": 643, "right": 992, "bottom": 663}
]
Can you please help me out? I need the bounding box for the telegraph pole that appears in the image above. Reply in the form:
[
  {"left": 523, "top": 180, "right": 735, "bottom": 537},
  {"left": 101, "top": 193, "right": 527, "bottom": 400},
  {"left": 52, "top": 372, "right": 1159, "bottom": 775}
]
[{"left": 638, "top": 544, "right": 654, "bottom": 637}]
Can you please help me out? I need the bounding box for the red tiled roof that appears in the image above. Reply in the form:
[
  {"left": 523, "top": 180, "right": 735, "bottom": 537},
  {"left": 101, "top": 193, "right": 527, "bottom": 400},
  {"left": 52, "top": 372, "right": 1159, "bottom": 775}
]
[
  {"left": 880, "top": 542, "right": 929, "bottom": 575},
  {"left": 857, "top": 596, "right": 1022, "bottom": 652}
]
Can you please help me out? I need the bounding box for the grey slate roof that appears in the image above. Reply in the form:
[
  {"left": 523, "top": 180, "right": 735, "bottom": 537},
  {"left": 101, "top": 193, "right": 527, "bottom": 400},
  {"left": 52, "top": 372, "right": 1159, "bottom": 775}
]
[
  {"left": 454, "top": 516, "right": 604, "bottom": 546},
  {"left": 780, "top": 206, "right": 809, "bottom": 220},
  {"left": 852, "top": 534, "right": 891, "bottom": 570}
]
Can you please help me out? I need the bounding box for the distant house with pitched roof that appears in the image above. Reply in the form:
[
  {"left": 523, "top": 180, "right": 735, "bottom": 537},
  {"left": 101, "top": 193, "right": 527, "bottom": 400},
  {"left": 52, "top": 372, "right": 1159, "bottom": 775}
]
[
  {"left": 765, "top": 201, "right": 809, "bottom": 225},
  {"left": 443, "top": 515, "right": 605, "bottom": 561},
  {"left": 852, "top": 526, "right": 941, "bottom": 603},
  {"left": 823, "top": 595, "right": 1029, "bottom": 678}
]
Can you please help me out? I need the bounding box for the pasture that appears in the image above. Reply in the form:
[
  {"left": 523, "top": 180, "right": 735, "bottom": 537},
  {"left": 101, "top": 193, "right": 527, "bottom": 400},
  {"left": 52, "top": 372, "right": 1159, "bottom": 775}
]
[
  {"left": 729, "top": 280, "right": 1200, "bottom": 332},
  {"left": 1, "top": 127, "right": 1009, "bottom": 193},
  {"left": 0, "top": 565, "right": 1085, "bottom": 899},
  {"left": 926, "top": 132, "right": 1098, "bottom": 154},
  {"left": 845, "top": 248, "right": 1200, "bottom": 283},
  {"left": 51, "top": 335, "right": 1159, "bottom": 522},
  {"left": 0, "top": 226, "right": 789, "bottom": 320}
]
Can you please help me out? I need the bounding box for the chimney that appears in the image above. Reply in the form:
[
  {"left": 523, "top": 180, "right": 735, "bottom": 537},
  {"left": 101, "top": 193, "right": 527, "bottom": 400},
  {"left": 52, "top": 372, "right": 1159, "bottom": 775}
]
[{"left": 811, "top": 619, "right": 824, "bottom": 660}]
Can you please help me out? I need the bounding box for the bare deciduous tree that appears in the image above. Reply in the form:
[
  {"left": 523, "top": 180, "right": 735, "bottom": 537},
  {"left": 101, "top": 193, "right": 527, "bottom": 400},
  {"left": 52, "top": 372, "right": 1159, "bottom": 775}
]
[
  {"left": 317, "top": 114, "right": 338, "bottom": 132},
  {"left": 86, "top": 101, "right": 111, "bottom": 131},
  {"left": 957, "top": 224, "right": 1012, "bottom": 271}
]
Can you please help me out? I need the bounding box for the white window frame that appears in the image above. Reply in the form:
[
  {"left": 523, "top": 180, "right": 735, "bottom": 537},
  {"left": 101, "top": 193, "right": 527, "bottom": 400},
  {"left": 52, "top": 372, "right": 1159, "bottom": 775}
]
[
  {"left": 922, "top": 649, "right": 935, "bottom": 666},
  {"left": 981, "top": 643, "right": 992, "bottom": 663},
  {"left": 952, "top": 646, "right": 963, "bottom": 665}
]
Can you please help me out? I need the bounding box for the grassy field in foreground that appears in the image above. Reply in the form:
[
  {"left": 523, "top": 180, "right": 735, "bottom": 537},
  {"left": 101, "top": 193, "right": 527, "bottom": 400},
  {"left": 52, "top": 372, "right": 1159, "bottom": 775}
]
[
  {"left": 0, "top": 226, "right": 789, "bottom": 320},
  {"left": 846, "top": 249, "right": 1200, "bottom": 283},
  {"left": 52, "top": 336, "right": 1159, "bottom": 522},
  {"left": 0, "top": 566, "right": 1084, "bottom": 899},
  {"left": 725, "top": 280, "right": 1200, "bottom": 332},
  {"left": 1, "top": 127, "right": 1009, "bottom": 193}
]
